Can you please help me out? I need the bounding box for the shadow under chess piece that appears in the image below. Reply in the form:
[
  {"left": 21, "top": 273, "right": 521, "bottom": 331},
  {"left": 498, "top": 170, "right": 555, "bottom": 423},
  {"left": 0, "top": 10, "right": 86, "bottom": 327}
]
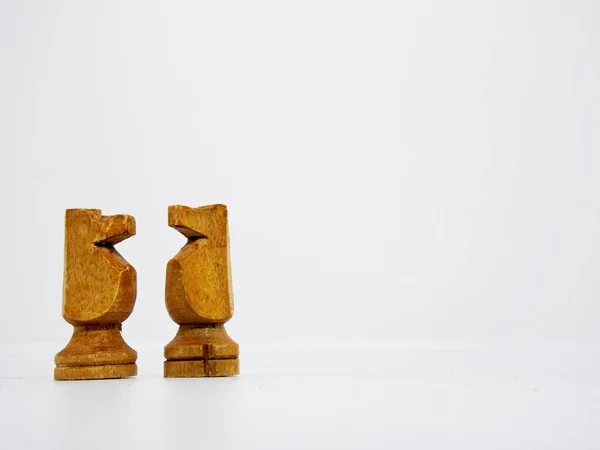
[
  {"left": 54, "top": 209, "right": 138, "bottom": 381},
  {"left": 164, "top": 204, "right": 239, "bottom": 377}
]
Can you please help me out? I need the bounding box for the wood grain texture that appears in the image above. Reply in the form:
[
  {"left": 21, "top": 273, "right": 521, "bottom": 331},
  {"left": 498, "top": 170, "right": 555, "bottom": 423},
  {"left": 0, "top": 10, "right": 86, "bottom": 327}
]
[
  {"left": 54, "top": 209, "right": 137, "bottom": 381},
  {"left": 164, "top": 204, "right": 239, "bottom": 377}
]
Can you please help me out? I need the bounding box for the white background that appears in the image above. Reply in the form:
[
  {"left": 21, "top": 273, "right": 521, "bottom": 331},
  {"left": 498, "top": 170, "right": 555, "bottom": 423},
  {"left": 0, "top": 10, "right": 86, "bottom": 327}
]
[{"left": 1, "top": 1, "right": 600, "bottom": 448}]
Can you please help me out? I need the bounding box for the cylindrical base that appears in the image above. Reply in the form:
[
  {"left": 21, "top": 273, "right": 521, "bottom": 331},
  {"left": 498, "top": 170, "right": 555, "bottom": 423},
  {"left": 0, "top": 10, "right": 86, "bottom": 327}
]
[
  {"left": 55, "top": 325, "right": 137, "bottom": 381},
  {"left": 164, "top": 324, "right": 239, "bottom": 378}
]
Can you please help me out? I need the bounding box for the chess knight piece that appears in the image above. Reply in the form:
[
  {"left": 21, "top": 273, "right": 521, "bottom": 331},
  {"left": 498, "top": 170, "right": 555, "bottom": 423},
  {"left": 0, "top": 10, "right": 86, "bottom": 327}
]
[
  {"left": 164, "top": 204, "right": 239, "bottom": 377},
  {"left": 54, "top": 209, "right": 137, "bottom": 380}
]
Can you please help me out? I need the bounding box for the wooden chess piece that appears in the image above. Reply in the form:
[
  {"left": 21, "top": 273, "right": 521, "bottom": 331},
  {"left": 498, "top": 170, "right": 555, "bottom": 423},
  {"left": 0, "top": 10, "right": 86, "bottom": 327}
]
[
  {"left": 54, "top": 209, "right": 138, "bottom": 381},
  {"left": 164, "top": 204, "right": 239, "bottom": 377}
]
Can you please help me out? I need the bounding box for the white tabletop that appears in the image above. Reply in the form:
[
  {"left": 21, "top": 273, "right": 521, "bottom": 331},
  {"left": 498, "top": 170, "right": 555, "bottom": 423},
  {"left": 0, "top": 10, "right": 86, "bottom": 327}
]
[{"left": 1, "top": 341, "right": 599, "bottom": 449}]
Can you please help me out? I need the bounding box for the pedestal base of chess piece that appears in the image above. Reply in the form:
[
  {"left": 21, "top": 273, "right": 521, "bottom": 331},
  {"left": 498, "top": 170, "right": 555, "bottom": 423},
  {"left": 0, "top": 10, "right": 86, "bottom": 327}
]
[
  {"left": 164, "top": 324, "right": 239, "bottom": 377},
  {"left": 54, "top": 324, "right": 137, "bottom": 381}
]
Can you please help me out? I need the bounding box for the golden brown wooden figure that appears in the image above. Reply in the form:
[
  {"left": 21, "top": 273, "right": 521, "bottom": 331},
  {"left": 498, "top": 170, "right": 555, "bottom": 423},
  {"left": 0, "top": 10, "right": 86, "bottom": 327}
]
[
  {"left": 54, "top": 209, "right": 138, "bottom": 381},
  {"left": 164, "top": 204, "right": 239, "bottom": 377}
]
